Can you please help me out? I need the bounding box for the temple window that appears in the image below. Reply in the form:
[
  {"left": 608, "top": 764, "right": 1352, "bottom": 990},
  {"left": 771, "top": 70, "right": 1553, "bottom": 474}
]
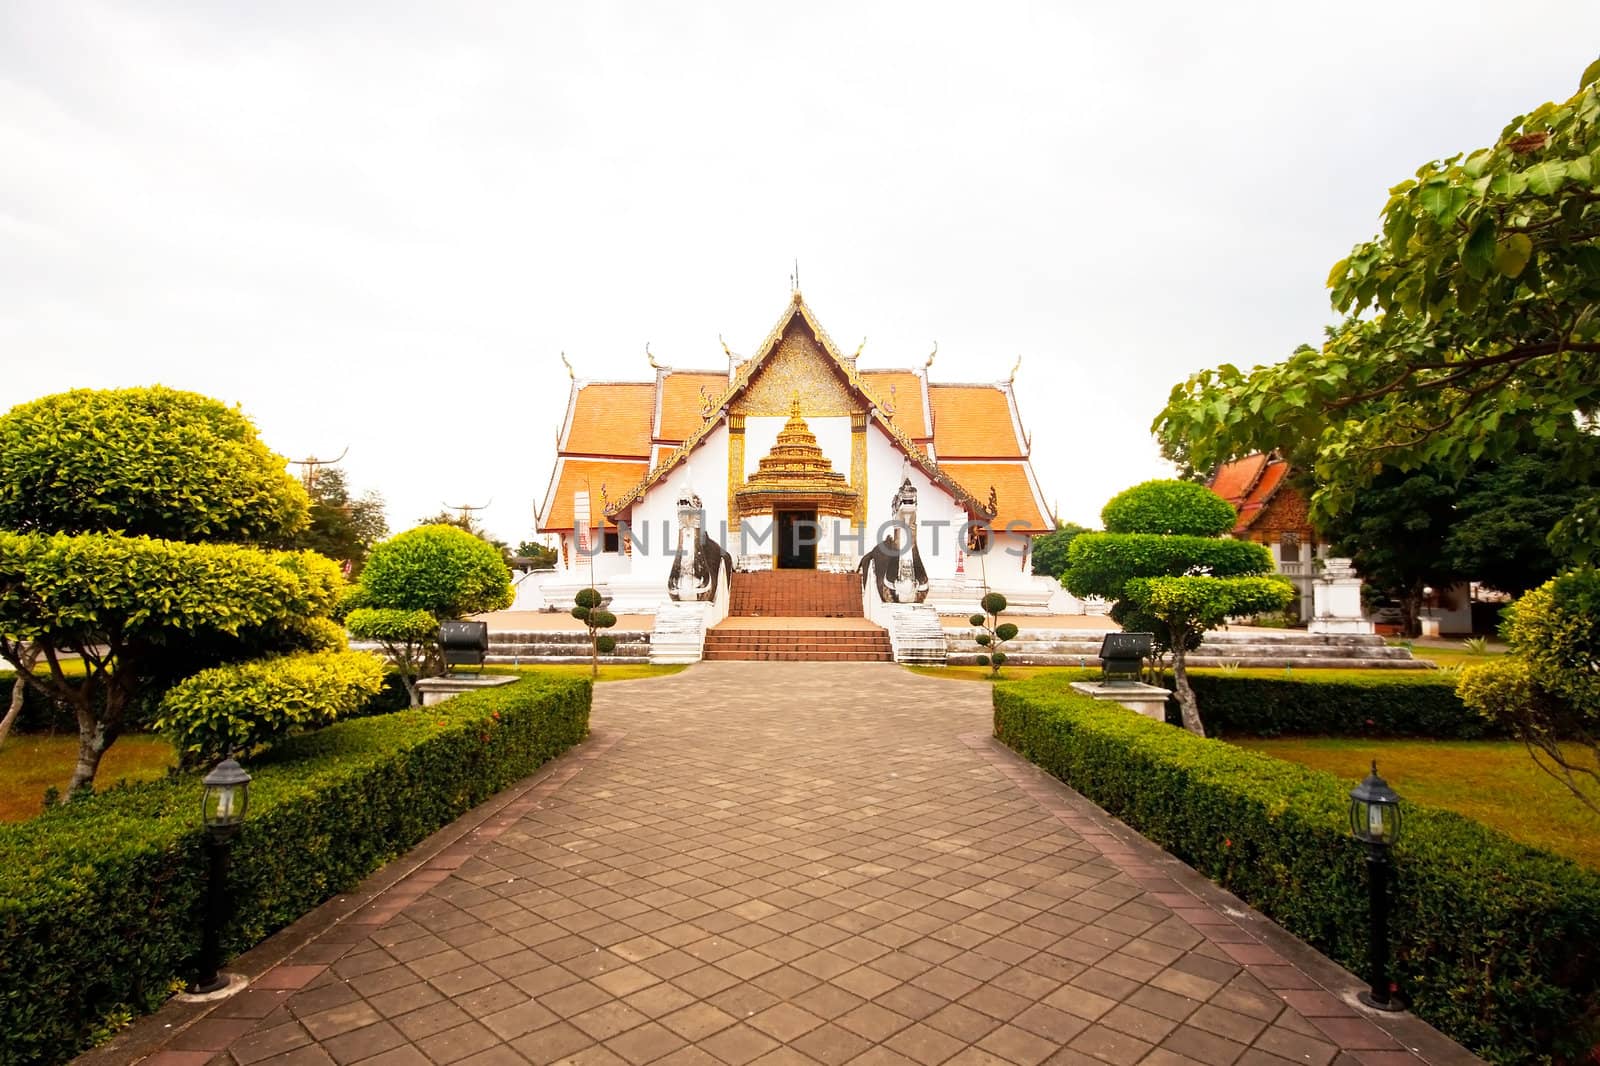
[
  {"left": 602, "top": 530, "right": 622, "bottom": 554},
  {"left": 1278, "top": 532, "right": 1301, "bottom": 562}
]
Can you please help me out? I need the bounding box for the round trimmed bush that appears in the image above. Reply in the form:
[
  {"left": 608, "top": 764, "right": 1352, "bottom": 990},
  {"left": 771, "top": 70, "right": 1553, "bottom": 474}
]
[
  {"left": 359, "top": 525, "right": 513, "bottom": 619},
  {"left": 1101, "top": 479, "right": 1236, "bottom": 537},
  {"left": 0, "top": 385, "right": 309, "bottom": 542}
]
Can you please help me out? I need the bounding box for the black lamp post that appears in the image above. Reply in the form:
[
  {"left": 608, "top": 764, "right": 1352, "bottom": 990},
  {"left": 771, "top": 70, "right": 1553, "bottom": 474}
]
[
  {"left": 193, "top": 758, "right": 251, "bottom": 994},
  {"left": 1349, "top": 760, "right": 1404, "bottom": 1012}
]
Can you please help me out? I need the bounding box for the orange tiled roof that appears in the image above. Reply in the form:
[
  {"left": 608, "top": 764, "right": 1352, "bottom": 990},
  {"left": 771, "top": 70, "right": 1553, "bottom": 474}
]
[
  {"left": 540, "top": 458, "right": 649, "bottom": 531},
  {"left": 928, "top": 385, "right": 1024, "bottom": 458},
  {"left": 1208, "top": 453, "right": 1269, "bottom": 507},
  {"left": 860, "top": 370, "right": 928, "bottom": 439},
  {"left": 943, "top": 461, "right": 1050, "bottom": 532},
  {"left": 1235, "top": 457, "right": 1289, "bottom": 532},
  {"left": 564, "top": 383, "right": 654, "bottom": 458},
  {"left": 656, "top": 371, "right": 729, "bottom": 442}
]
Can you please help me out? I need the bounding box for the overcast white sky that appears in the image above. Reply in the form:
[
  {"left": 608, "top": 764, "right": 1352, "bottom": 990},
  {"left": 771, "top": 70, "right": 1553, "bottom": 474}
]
[{"left": 4, "top": 3, "right": 1597, "bottom": 543}]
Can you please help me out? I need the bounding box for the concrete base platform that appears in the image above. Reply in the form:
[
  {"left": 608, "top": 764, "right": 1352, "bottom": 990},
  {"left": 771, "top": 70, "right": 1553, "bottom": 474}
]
[
  {"left": 415, "top": 674, "right": 518, "bottom": 706},
  {"left": 1070, "top": 680, "right": 1172, "bottom": 719}
]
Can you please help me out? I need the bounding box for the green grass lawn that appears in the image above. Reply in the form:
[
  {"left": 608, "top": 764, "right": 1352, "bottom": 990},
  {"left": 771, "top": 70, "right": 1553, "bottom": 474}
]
[
  {"left": 1407, "top": 647, "right": 1501, "bottom": 669},
  {"left": 906, "top": 664, "right": 1453, "bottom": 683},
  {"left": 0, "top": 734, "right": 176, "bottom": 823},
  {"left": 1234, "top": 736, "right": 1600, "bottom": 871}
]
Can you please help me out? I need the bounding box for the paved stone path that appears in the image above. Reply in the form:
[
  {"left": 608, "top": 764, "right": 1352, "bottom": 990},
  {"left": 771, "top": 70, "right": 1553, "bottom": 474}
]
[{"left": 145, "top": 664, "right": 1477, "bottom": 1066}]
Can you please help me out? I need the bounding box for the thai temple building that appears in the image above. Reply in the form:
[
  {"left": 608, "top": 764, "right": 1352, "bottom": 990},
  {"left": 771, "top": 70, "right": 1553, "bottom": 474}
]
[{"left": 524, "top": 292, "right": 1063, "bottom": 661}]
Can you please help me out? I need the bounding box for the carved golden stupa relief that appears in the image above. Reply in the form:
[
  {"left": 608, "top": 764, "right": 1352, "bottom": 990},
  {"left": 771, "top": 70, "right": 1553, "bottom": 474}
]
[
  {"left": 734, "top": 399, "right": 859, "bottom": 519},
  {"left": 730, "top": 321, "right": 864, "bottom": 418}
]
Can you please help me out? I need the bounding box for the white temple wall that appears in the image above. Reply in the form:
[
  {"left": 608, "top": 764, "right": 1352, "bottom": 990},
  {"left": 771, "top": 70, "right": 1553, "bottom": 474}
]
[
  {"left": 627, "top": 426, "right": 732, "bottom": 582},
  {"left": 865, "top": 431, "right": 965, "bottom": 580}
]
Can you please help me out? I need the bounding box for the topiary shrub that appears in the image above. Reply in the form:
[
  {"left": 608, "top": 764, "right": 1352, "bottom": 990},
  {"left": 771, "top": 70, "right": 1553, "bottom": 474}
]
[
  {"left": 1064, "top": 481, "right": 1293, "bottom": 736},
  {"left": 345, "top": 608, "right": 441, "bottom": 707},
  {"left": 969, "top": 592, "right": 1017, "bottom": 678},
  {"left": 572, "top": 588, "right": 618, "bottom": 677},
  {"left": 357, "top": 524, "right": 514, "bottom": 620},
  {"left": 1458, "top": 568, "right": 1600, "bottom": 809},
  {"left": 1101, "top": 478, "right": 1238, "bottom": 537},
  {"left": 155, "top": 650, "right": 387, "bottom": 766}
]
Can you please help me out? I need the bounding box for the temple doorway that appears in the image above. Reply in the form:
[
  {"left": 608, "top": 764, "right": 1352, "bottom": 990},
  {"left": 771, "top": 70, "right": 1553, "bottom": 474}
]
[{"left": 776, "top": 509, "right": 818, "bottom": 569}]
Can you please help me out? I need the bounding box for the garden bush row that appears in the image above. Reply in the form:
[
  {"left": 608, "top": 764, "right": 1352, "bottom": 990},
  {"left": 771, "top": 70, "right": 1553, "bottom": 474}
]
[
  {"left": 993, "top": 677, "right": 1600, "bottom": 1065},
  {"left": 0, "top": 665, "right": 411, "bottom": 738},
  {"left": 0, "top": 674, "right": 591, "bottom": 1066},
  {"left": 1169, "top": 672, "right": 1497, "bottom": 738}
]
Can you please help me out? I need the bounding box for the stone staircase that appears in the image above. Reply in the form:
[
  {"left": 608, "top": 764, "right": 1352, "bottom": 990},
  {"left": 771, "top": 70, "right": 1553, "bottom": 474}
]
[
  {"left": 484, "top": 628, "right": 653, "bottom": 665},
  {"left": 945, "top": 626, "right": 1427, "bottom": 669},
  {"left": 882, "top": 603, "right": 948, "bottom": 666},
  {"left": 729, "top": 571, "right": 862, "bottom": 617},
  {"left": 703, "top": 624, "right": 893, "bottom": 662}
]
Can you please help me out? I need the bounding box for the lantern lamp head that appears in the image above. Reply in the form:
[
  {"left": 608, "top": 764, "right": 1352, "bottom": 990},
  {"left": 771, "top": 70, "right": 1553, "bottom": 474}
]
[
  {"left": 1349, "top": 760, "right": 1402, "bottom": 848},
  {"left": 201, "top": 758, "right": 252, "bottom": 840}
]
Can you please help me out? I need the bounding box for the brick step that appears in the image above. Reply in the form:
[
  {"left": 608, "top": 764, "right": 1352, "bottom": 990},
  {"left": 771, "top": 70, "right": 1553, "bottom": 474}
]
[
  {"left": 729, "top": 570, "right": 863, "bottom": 618},
  {"left": 706, "top": 631, "right": 888, "bottom": 641},
  {"left": 703, "top": 650, "right": 894, "bottom": 662}
]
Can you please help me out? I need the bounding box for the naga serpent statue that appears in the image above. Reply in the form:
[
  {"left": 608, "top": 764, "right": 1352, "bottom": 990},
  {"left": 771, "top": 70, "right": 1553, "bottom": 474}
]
[
  {"left": 858, "top": 475, "right": 930, "bottom": 604},
  {"left": 668, "top": 490, "right": 733, "bottom": 602}
]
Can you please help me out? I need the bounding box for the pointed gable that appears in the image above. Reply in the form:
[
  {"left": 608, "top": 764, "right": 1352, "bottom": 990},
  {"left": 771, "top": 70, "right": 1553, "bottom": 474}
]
[{"left": 602, "top": 294, "right": 997, "bottom": 521}]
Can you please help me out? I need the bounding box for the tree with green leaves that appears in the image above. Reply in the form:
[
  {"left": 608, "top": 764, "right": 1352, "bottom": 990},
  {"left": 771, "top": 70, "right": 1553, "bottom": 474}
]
[
  {"left": 0, "top": 386, "right": 309, "bottom": 541},
  {"left": 571, "top": 589, "right": 617, "bottom": 678},
  {"left": 344, "top": 608, "right": 438, "bottom": 707},
  {"left": 515, "top": 540, "right": 560, "bottom": 569},
  {"left": 344, "top": 524, "right": 513, "bottom": 699},
  {"left": 357, "top": 524, "right": 514, "bottom": 620},
  {"left": 1458, "top": 568, "right": 1600, "bottom": 811},
  {"left": 417, "top": 510, "right": 514, "bottom": 565},
  {"left": 284, "top": 467, "right": 388, "bottom": 575},
  {"left": 1063, "top": 481, "right": 1293, "bottom": 736},
  {"left": 1443, "top": 445, "right": 1600, "bottom": 598},
  {"left": 1319, "top": 468, "right": 1464, "bottom": 636},
  {"left": 1029, "top": 522, "right": 1090, "bottom": 579},
  {"left": 0, "top": 386, "right": 348, "bottom": 792},
  {"left": 1155, "top": 60, "right": 1600, "bottom": 561}
]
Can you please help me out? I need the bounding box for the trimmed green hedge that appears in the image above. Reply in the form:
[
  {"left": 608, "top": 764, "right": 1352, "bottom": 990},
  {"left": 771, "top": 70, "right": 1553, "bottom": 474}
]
[
  {"left": 1173, "top": 673, "right": 1498, "bottom": 738},
  {"left": 0, "top": 674, "right": 590, "bottom": 1066},
  {"left": 994, "top": 678, "right": 1600, "bottom": 1065}
]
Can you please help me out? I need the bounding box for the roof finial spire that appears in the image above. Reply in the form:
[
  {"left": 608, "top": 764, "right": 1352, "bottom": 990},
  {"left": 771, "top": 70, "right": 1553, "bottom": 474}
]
[
  {"left": 790, "top": 259, "right": 801, "bottom": 300},
  {"left": 925, "top": 341, "right": 938, "bottom": 370},
  {"left": 646, "top": 342, "right": 664, "bottom": 370},
  {"left": 560, "top": 352, "right": 574, "bottom": 380},
  {"left": 1008, "top": 354, "right": 1022, "bottom": 383}
]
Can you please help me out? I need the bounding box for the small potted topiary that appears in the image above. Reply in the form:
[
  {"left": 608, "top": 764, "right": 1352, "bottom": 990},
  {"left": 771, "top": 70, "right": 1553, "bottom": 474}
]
[
  {"left": 970, "top": 592, "right": 1019, "bottom": 678},
  {"left": 573, "top": 588, "right": 618, "bottom": 678}
]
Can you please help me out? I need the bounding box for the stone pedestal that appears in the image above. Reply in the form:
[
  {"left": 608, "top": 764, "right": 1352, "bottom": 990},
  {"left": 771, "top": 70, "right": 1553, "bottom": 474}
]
[
  {"left": 416, "top": 674, "right": 518, "bottom": 706},
  {"left": 1070, "top": 681, "right": 1171, "bottom": 721},
  {"left": 1308, "top": 557, "right": 1374, "bottom": 635}
]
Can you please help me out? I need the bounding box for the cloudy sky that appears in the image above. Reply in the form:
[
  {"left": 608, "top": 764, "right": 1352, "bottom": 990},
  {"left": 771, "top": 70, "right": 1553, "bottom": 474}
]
[{"left": 4, "top": 3, "right": 1597, "bottom": 543}]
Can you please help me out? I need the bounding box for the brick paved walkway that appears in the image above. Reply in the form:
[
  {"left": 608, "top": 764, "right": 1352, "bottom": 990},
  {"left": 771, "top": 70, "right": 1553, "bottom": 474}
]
[{"left": 145, "top": 664, "right": 1477, "bottom": 1066}]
